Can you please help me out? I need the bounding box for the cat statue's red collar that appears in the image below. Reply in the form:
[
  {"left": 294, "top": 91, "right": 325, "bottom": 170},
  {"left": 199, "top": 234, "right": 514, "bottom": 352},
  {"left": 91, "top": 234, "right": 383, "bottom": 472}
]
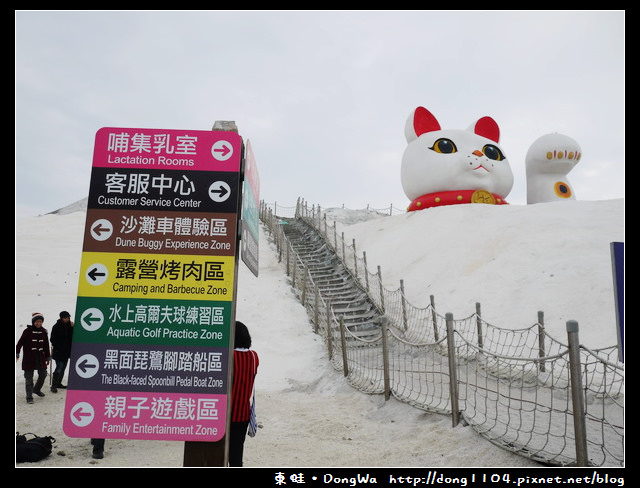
[{"left": 408, "top": 189, "right": 508, "bottom": 211}]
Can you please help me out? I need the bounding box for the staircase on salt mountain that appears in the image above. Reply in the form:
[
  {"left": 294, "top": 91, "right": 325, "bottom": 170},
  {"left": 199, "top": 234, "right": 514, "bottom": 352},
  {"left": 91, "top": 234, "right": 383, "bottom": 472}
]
[{"left": 279, "top": 218, "right": 385, "bottom": 340}]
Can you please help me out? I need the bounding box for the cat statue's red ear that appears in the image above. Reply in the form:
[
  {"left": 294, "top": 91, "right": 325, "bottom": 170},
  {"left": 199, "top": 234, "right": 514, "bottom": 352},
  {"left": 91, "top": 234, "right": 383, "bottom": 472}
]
[
  {"left": 405, "top": 106, "right": 441, "bottom": 142},
  {"left": 470, "top": 116, "right": 500, "bottom": 143}
]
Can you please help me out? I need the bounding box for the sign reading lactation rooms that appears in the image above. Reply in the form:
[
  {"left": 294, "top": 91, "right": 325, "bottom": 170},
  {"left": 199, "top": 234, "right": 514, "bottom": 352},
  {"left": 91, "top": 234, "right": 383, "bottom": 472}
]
[{"left": 63, "top": 127, "right": 243, "bottom": 442}]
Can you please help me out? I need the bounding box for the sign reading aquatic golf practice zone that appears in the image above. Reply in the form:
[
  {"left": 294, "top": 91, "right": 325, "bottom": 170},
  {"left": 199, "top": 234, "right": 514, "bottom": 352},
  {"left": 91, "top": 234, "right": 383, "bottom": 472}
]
[{"left": 64, "top": 127, "right": 244, "bottom": 442}]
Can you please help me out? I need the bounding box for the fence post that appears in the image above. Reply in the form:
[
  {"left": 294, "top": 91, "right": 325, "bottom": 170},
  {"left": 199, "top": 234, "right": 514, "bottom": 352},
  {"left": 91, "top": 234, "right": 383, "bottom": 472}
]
[
  {"left": 275, "top": 223, "right": 282, "bottom": 261},
  {"left": 538, "top": 311, "right": 546, "bottom": 373},
  {"left": 333, "top": 221, "right": 337, "bottom": 251},
  {"left": 291, "top": 253, "right": 297, "bottom": 288},
  {"left": 273, "top": 220, "right": 279, "bottom": 256},
  {"left": 430, "top": 295, "right": 439, "bottom": 341},
  {"left": 377, "top": 266, "right": 385, "bottom": 313},
  {"left": 285, "top": 243, "right": 290, "bottom": 275},
  {"left": 381, "top": 317, "right": 391, "bottom": 400},
  {"left": 400, "top": 279, "right": 408, "bottom": 331},
  {"left": 325, "top": 300, "right": 333, "bottom": 359},
  {"left": 566, "top": 320, "right": 589, "bottom": 466},
  {"left": 363, "top": 252, "right": 370, "bottom": 292},
  {"left": 446, "top": 313, "right": 460, "bottom": 427},
  {"left": 301, "top": 264, "right": 307, "bottom": 305},
  {"left": 352, "top": 239, "right": 358, "bottom": 279},
  {"left": 314, "top": 287, "right": 320, "bottom": 334},
  {"left": 339, "top": 316, "right": 349, "bottom": 377},
  {"left": 341, "top": 232, "right": 346, "bottom": 262},
  {"left": 475, "top": 302, "right": 484, "bottom": 351}
]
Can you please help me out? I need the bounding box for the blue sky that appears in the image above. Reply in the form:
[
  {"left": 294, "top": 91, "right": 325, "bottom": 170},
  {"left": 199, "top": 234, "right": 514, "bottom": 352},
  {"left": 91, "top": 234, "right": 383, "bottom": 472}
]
[{"left": 15, "top": 10, "right": 624, "bottom": 218}]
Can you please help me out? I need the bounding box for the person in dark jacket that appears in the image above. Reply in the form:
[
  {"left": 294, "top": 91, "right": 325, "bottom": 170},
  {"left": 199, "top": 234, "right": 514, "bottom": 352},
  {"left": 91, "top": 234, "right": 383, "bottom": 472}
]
[
  {"left": 229, "top": 321, "right": 259, "bottom": 467},
  {"left": 50, "top": 310, "right": 74, "bottom": 392},
  {"left": 16, "top": 313, "right": 51, "bottom": 404}
]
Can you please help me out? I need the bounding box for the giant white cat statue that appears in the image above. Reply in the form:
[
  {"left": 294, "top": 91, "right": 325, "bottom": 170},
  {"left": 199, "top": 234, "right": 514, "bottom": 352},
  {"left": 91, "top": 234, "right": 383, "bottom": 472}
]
[
  {"left": 401, "top": 106, "right": 580, "bottom": 211},
  {"left": 401, "top": 106, "right": 514, "bottom": 211}
]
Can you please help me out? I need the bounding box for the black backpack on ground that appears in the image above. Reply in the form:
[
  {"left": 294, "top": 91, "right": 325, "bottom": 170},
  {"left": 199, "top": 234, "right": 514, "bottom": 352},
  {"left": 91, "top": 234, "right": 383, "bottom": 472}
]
[{"left": 16, "top": 432, "right": 56, "bottom": 463}]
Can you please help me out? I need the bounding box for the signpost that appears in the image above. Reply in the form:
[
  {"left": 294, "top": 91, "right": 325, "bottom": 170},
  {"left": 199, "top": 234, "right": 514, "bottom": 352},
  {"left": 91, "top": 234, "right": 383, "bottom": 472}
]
[
  {"left": 64, "top": 126, "right": 250, "bottom": 465},
  {"left": 610, "top": 242, "right": 624, "bottom": 362},
  {"left": 241, "top": 139, "right": 260, "bottom": 277}
]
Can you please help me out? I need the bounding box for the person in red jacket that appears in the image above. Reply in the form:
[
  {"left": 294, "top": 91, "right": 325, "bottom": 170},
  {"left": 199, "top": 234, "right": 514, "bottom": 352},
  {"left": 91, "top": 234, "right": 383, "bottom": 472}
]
[
  {"left": 16, "top": 313, "right": 51, "bottom": 404},
  {"left": 229, "top": 321, "right": 259, "bottom": 467}
]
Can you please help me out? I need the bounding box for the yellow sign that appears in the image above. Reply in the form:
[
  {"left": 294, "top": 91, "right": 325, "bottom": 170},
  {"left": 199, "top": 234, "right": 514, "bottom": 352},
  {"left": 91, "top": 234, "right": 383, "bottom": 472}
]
[{"left": 78, "top": 252, "right": 235, "bottom": 301}]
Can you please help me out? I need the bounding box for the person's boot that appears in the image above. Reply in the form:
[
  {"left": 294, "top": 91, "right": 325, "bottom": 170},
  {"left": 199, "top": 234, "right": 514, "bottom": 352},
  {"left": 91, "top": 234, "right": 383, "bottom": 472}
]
[
  {"left": 26, "top": 380, "right": 34, "bottom": 404},
  {"left": 33, "top": 374, "right": 46, "bottom": 397},
  {"left": 51, "top": 373, "right": 59, "bottom": 393},
  {"left": 57, "top": 375, "right": 67, "bottom": 389}
]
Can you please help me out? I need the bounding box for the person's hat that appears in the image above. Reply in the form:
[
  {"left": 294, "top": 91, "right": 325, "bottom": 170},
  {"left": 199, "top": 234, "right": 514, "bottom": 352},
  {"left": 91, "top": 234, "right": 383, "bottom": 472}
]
[
  {"left": 59, "top": 311, "right": 71, "bottom": 319},
  {"left": 31, "top": 313, "right": 44, "bottom": 324}
]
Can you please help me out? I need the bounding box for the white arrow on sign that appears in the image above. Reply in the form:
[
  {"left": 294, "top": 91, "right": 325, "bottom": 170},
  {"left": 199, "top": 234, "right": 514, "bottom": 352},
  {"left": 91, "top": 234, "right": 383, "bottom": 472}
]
[
  {"left": 75, "top": 353, "right": 100, "bottom": 379},
  {"left": 70, "top": 401, "right": 95, "bottom": 427},
  {"left": 211, "top": 140, "right": 233, "bottom": 161},
  {"left": 209, "top": 181, "right": 231, "bottom": 202},
  {"left": 90, "top": 218, "right": 113, "bottom": 241},
  {"left": 81, "top": 308, "right": 104, "bottom": 332},
  {"left": 86, "top": 263, "right": 108, "bottom": 286}
]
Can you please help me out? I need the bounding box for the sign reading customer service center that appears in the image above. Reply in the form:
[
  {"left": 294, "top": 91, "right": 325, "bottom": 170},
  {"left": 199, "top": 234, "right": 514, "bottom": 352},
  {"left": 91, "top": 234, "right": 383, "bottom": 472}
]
[{"left": 64, "top": 127, "right": 243, "bottom": 442}]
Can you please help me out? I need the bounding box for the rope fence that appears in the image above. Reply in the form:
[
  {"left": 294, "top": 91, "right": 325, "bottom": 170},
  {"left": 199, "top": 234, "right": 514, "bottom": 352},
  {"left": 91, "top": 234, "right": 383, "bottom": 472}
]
[{"left": 259, "top": 199, "right": 624, "bottom": 467}]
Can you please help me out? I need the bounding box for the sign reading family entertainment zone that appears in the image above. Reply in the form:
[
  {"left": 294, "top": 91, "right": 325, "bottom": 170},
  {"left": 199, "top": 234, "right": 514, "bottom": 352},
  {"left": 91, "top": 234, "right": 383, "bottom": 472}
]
[{"left": 63, "top": 127, "right": 243, "bottom": 442}]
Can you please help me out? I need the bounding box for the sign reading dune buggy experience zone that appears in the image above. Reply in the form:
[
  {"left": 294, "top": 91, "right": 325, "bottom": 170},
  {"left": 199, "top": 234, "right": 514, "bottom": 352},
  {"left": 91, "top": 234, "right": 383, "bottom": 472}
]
[{"left": 63, "top": 127, "right": 243, "bottom": 442}]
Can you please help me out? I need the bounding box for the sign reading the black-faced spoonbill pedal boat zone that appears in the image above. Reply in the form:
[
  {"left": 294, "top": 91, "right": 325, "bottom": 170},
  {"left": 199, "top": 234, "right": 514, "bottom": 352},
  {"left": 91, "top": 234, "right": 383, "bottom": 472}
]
[{"left": 64, "top": 127, "right": 243, "bottom": 442}]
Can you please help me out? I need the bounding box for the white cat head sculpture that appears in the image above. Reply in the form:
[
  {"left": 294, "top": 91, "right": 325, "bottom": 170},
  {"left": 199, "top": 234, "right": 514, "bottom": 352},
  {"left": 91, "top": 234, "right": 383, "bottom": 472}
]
[{"left": 401, "top": 107, "right": 514, "bottom": 211}]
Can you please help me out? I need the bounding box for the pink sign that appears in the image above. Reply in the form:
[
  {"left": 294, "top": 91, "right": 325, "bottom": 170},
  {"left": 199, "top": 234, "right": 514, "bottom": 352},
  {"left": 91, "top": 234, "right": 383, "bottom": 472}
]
[
  {"left": 63, "top": 389, "right": 227, "bottom": 441},
  {"left": 92, "top": 127, "right": 242, "bottom": 173}
]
